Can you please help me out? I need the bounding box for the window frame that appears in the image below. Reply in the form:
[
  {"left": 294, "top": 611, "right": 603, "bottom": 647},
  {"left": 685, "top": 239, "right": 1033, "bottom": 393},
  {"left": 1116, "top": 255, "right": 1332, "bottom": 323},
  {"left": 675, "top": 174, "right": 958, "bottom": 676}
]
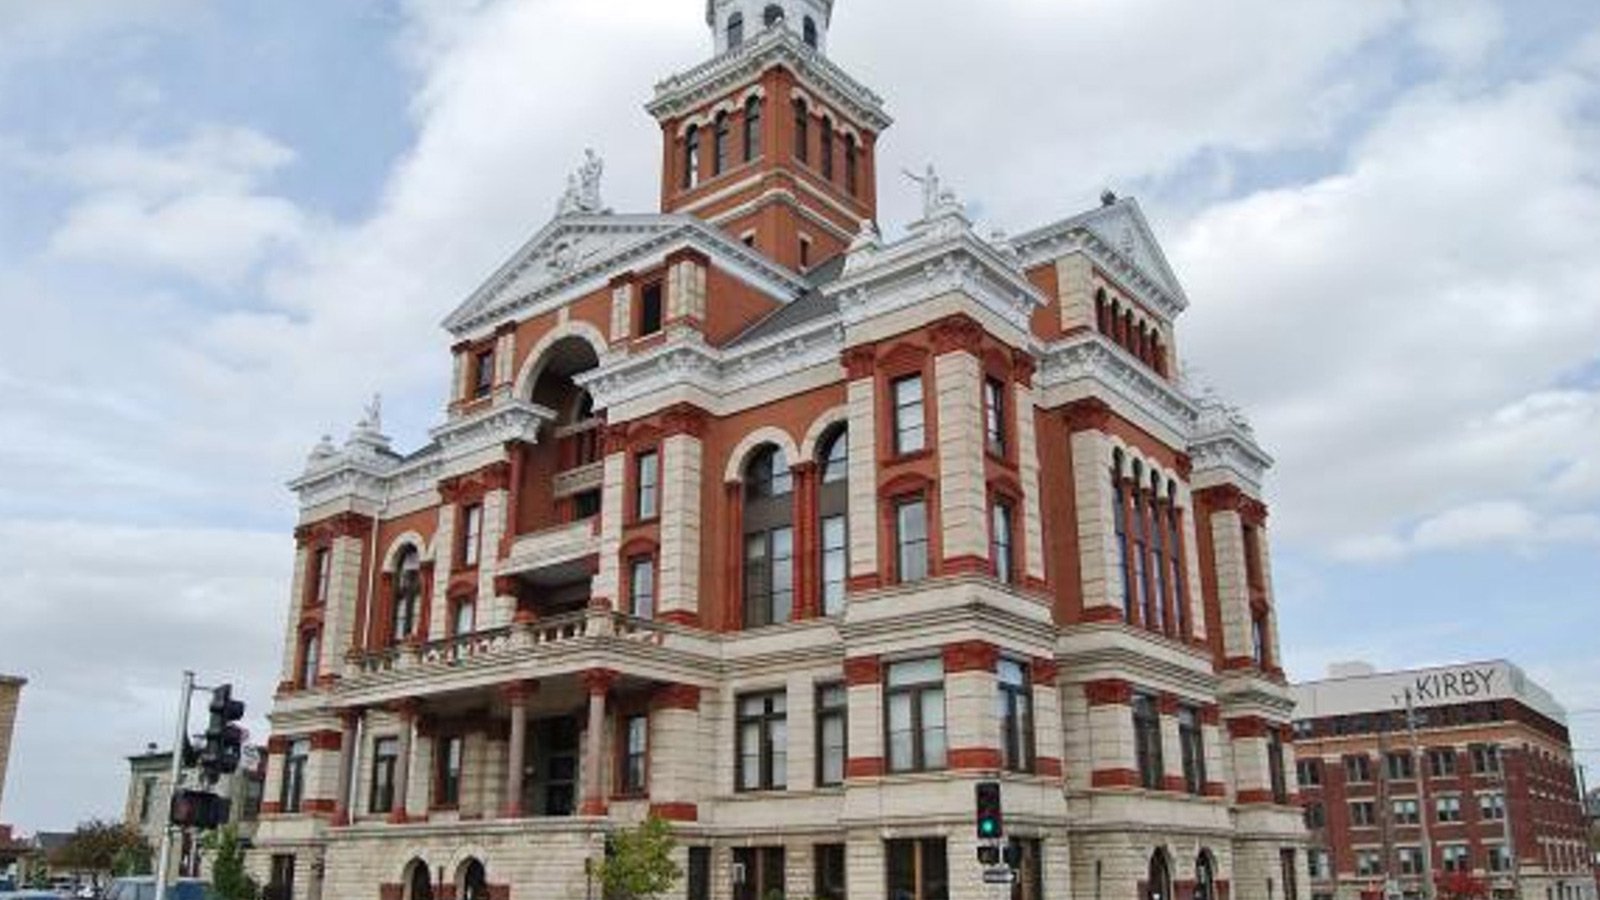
[
  {"left": 628, "top": 555, "right": 657, "bottom": 620},
  {"left": 638, "top": 281, "right": 664, "bottom": 337},
  {"left": 996, "top": 659, "right": 1034, "bottom": 774},
  {"left": 1132, "top": 692, "right": 1164, "bottom": 791},
  {"left": 472, "top": 349, "right": 494, "bottom": 400},
  {"left": 893, "top": 494, "right": 930, "bottom": 584},
  {"left": 891, "top": 374, "right": 926, "bottom": 455},
  {"left": 990, "top": 498, "right": 1016, "bottom": 585},
  {"left": 1179, "top": 705, "right": 1207, "bottom": 795},
  {"left": 459, "top": 503, "right": 483, "bottom": 568},
  {"left": 634, "top": 449, "right": 660, "bottom": 521},
  {"left": 682, "top": 125, "right": 701, "bottom": 190},
  {"left": 743, "top": 96, "right": 762, "bottom": 162},
  {"left": 369, "top": 736, "right": 398, "bottom": 815},
  {"left": 618, "top": 713, "right": 649, "bottom": 797},
  {"left": 434, "top": 733, "right": 464, "bottom": 809},
  {"left": 815, "top": 683, "right": 848, "bottom": 788},
  {"left": 814, "top": 843, "right": 846, "bottom": 900},
  {"left": 885, "top": 658, "right": 947, "bottom": 774},
  {"left": 983, "top": 376, "right": 1007, "bottom": 456},
  {"left": 281, "top": 739, "right": 310, "bottom": 813},
  {"left": 735, "top": 691, "right": 788, "bottom": 792}
]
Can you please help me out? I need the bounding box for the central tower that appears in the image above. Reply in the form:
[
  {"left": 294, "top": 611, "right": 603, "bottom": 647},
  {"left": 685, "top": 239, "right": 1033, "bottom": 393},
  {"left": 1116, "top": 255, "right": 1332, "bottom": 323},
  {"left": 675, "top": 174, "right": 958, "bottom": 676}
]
[{"left": 648, "top": 0, "right": 889, "bottom": 271}]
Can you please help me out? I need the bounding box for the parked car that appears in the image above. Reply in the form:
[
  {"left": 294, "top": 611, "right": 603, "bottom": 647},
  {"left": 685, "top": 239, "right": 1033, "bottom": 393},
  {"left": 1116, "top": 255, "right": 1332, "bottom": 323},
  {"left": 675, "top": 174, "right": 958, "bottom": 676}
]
[{"left": 101, "top": 879, "right": 215, "bottom": 900}]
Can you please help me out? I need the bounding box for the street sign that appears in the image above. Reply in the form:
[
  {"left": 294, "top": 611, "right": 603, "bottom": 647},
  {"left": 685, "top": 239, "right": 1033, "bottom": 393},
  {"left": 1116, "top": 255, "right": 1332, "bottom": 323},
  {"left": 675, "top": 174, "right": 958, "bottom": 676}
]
[{"left": 983, "top": 867, "right": 1017, "bottom": 886}]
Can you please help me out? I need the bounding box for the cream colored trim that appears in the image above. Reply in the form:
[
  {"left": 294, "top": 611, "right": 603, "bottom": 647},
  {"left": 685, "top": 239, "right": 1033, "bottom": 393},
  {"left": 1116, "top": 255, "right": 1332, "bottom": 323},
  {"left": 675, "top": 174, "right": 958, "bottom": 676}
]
[
  {"left": 798, "top": 405, "right": 849, "bottom": 462},
  {"left": 723, "top": 426, "right": 803, "bottom": 482},
  {"left": 512, "top": 320, "right": 611, "bottom": 402}
]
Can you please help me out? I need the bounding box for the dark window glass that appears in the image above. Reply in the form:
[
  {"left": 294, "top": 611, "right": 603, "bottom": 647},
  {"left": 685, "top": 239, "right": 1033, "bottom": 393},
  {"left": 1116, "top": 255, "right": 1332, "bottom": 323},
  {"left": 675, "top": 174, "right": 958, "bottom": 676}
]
[
  {"left": 1344, "top": 754, "right": 1372, "bottom": 783},
  {"left": 687, "top": 848, "right": 711, "bottom": 900},
  {"left": 736, "top": 692, "right": 787, "bottom": 791},
  {"left": 1280, "top": 849, "right": 1299, "bottom": 900},
  {"left": 1113, "top": 459, "right": 1133, "bottom": 620},
  {"left": 886, "top": 658, "right": 946, "bottom": 773},
  {"left": 713, "top": 112, "right": 730, "bottom": 176},
  {"left": 1179, "top": 705, "right": 1206, "bottom": 794},
  {"left": 1133, "top": 692, "right": 1164, "bottom": 790},
  {"left": 743, "top": 527, "right": 794, "bottom": 628},
  {"left": 1269, "top": 730, "right": 1289, "bottom": 804},
  {"left": 620, "top": 714, "right": 648, "bottom": 795},
  {"left": 392, "top": 548, "right": 421, "bottom": 644},
  {"left": 732, "top": 847, "right": 784, "bottom": 900},
  {"left": 1304, "top": 803, "right": 1326, "bottom": 829},
  {"left": 1009, "top": 839, "right": 1044, "bottom": 900},
  {"left": 744, "top": 96, "right": 763, "bottom": 161},
  {"left": 845, "top": 135, "right": 859, "bottom": 195},
  {"left": 815, "top": 843, "right": 846, "bottom": 900},
  {"left": 436, "top": 735, "right": 463, "bottom": 806},
  {"left": 473, "top": 350, "right": 494, "bottom": 399},
  {"left": 991, "top": 500, "right": 1016, "bottom": 585},
  {"left": 1428, "top": 748, "right": 1458, "bottom": 778},
  {"left": 298, "top": 630, "right": 320, "bottom": 689},
  {"left": 1296, "top": 759, "right": 1322, "bottom": 787},
  {"left": 682, "top": 126, "right": 700, "bottom": 189},
  {"left": 639, "top": 282, "right": 664, "bottom": 335},
  {"left": 821, "top": 117, "right": 835, "bottom": 180},
  {"left": 281, "top": 740, "right": 309, "bottom": 813},
  {"left": 460, "top": 504, "right": 483, "bottom": 567},
  {"left": 816, "top": 683, "right": 848, "bottom": 787},
  {"left": 984, "top": 377, "right": 1006, "bottom": 453},
  {"left": 726, "top": 12, "right": 744, "bottom": 49},
  {"left": 1386, "top": 750, "right": 1415, "bottom": 781},
  {"left": 821, "top": 514, "right": 847, "bottom": 616},
  {"left": 997, "top": 659, "right": 1032, "bottom": 772},
  {"left": 369, "top": 737, "right": 398, "bottom": 814},
  {"left": 574, "top": 489, "right": 601, "bottom": 520},
  {"left": 763, "top": 4, "right": 784, "bottom": 27},
  {"left": 310, "top": 547, "right": 332, "bottom": 606},
  {"left": 793, "top": 100, "right": 809, "bottom": 163},
  {"left": 803, "top": 16, "right": 819, "bottom": 48},
  {"left": 745, "top": 446, "right": 793, "bottom": 498},
  {"left": 886, "top": 838, "right": 949, "bottom": 900}
]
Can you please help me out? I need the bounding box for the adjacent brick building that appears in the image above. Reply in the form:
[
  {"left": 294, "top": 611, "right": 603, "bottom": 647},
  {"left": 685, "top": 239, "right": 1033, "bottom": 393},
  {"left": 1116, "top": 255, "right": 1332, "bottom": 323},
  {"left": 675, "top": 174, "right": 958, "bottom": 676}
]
[
  {"left": 249, "top": 3, "right": 1305, "bottom": 899},
  {"left": 1293, "top": 661, "right": 1593, "bottom": 900}
]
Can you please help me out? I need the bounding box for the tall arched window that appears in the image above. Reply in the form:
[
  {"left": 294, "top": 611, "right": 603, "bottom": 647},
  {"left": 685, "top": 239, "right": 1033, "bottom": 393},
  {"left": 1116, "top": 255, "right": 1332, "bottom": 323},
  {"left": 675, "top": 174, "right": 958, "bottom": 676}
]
[
  {"left": 1130, "top": 461, "right": 1148, "bottom": 625},
  {"left": 458, "top": 859, "right": 488, "bottom": 900},
  {"left": 817, "top": 426, "right": 849, "bottom": 616},
  {"left": 1149, "top": 473, "right": 1167, "bottom": 634},
  {"left": 803, "top": 16, "right": 818, "bottom": 47},
  {"left": 1195, "top": 852, "right": 1217, "bottom": 900},
  {"left": 298, "top": 629, "right": 320, "bottom": 689},
  {"left": 392, "top": 547, "right": 422, "bottom": 644},
  {"left": 764, "top": 4, "right": 784, "bottom": 27},
  {"left": 1110, "top": 300, "right": 1124, "bottom": 343},
  {"left": 404, "top": 860, "right": 434, "bottom": 900},
  {"left": 1145, "top": 849, "right": 1173, "bottom": 900},
  {"left": 1168, "top": 487, "right": 1186, "bottom": 636},
  {"left": 713, "top": 112, "right": 731, "bottom": 176},
  {"left": 1123, "top": 311, "right": 1135, "bottom": 352},
  {"left": 682, "top": 125, "right": 701, "bottom": 189},
  {"left": 744, "top": 95, "right": 763, "bottom": 162},
  {"left": 743, "top": 446, "right": 794, "bottom": 628},
  {"left": 727, "top": 12, "right": 745, "bottom": 49},
  {"left": 820, "top": 116, "right": 835, "bottom": 180},
  {"left": 845, "top": 134, "right": 859, "bottom": 195},
  {"left": 1096, "top": 289, "right": 1109, "bottom": 333},
  {"left": 1112, "top": 451, "right": 1132, "bottom": 622},
  {"left": 793, "top": 100, "right": 809, "bottom": 163}
]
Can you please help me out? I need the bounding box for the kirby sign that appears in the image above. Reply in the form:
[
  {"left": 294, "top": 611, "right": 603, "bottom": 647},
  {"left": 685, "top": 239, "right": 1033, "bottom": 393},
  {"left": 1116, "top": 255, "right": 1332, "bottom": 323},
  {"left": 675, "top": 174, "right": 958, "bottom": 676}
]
[{"left": 1408, "top": 666, "right": 1498, "bottom": 703}]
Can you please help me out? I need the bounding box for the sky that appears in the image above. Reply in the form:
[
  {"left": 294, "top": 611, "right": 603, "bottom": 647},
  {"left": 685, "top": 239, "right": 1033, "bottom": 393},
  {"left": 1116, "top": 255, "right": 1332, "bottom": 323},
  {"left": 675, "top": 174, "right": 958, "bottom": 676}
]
[{"left": 0, "top": 0, "right": 1597, "bottom": 831}]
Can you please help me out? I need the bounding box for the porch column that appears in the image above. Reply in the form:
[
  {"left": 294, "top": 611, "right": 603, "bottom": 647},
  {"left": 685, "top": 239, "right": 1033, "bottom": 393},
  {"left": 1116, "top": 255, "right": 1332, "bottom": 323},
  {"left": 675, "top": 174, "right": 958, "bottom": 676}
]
[
  {"left": 389, "top": 699, "right": 419, "bottom": 824},
  {"left": 332, "top": 707, "right": 362, "bottom": 825},
  {"left": 579, "top": 669, "right": 618, "bottom": 816},
  {"left": 502, "top": 681, "right": 535, "bottom": 818}
]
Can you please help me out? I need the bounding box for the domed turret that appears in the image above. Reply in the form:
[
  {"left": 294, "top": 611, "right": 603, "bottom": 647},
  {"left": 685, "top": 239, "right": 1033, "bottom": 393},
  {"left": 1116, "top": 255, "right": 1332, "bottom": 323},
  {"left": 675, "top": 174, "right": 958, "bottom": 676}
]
[{"left": 708, "top": 0, "right": 833, "bottom": 56}]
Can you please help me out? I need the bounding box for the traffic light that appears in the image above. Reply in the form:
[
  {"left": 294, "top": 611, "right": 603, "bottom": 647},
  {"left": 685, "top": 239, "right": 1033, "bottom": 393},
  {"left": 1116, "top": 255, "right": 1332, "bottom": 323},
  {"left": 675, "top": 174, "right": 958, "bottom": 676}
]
[
  {"left": 977, "top": 845, "right": 1000, "bottom": 866},
  {"left": 170, "top": 789, "right": 231, "bottom": 830},
  {"left": 200, "top": 684, "right": 247, "bottom": 783},
  {"left": 974, "top": 780, "right": 1004, "bottom": 840}
]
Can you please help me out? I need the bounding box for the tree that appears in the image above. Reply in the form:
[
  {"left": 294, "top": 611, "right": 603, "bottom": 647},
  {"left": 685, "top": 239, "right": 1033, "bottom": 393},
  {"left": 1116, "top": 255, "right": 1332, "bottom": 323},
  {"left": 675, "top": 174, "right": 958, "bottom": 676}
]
[
  {"left": 202, "top": 825, "right": 259, "bottom": 900},
  {"left": 1436, "top": 871, "right": 1490, "bottom": 900},
  {"left": 594, "top": 816, "right": 683, "bottom": 900},
  {"left": 52, "top": 821, "right": 150, "bottom": 876}
]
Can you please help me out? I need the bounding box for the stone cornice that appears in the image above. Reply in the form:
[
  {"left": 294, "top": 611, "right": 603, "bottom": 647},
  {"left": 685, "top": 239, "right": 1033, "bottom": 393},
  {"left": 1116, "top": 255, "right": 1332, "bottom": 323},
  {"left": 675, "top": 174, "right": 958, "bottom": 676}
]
[
  {"left": 1190, "top": 396, "right": 1274, "bottom": 493},
  {"left": 429, "top": 398, "right": 556, "bottom": 462},
  {"left": 1036, "top": 334, "right": 1199, "bottom": 442},
  {"left": 649, "top": 27, "right": 891, "bottom": 132},
  {"left": 1011, "top": 220, "right": 1187, "bottom": 321}
]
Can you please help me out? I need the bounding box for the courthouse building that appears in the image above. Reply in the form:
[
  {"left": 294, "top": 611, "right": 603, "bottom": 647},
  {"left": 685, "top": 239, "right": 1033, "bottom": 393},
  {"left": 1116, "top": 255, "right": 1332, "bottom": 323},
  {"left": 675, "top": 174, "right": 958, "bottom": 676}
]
[
  {"left": 1293, "top": 662, "right": 1592, "bottom": 900},
  {"left": 250, "top": 2, "right": 1305, "bottom": 899}
]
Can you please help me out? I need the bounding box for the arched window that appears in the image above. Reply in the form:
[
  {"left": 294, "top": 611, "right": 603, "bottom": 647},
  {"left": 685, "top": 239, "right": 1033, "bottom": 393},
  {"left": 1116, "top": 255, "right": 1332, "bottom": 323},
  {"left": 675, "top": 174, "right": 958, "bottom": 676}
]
[
  {"left": 458, "top": 859, "right": 488, "bottom": 900},
  {"left": 298, "top": 629, "right": 320, "bottom": 688},
  {"left": 392, "top": 547, "right": 422, "bottom": 644},
  {"left": 682, "top": 125, "right": 701, "bottom": 189},
  {"left": 1123, "top": 311, "right": 1135, "bottom": 352},
  {"left": 844, "top": 134, "right": 859, "bottom": 195},
  {"left": 713, "top": 111, "right": 730, "bottom": 176},
  {"left": 764, "top": 4, "right": 784, "bottom": 27},
  {"left": 727, "top": 11, "right": 745, "bottom": 49},
  {"left": 1130, "top": 461, "right": 1148, "bottom": 624},
  {"left": 1112, "top": 451, "right": 1133, "bottom": 622},
  {"left": 743, "top": 446, "right": 794, "bottom": 628},
  {"left": 1168, "top": 487, "right": 1186, "bottom": 636},
  {"left": 1095, "top": 289, "right": 1109, "bottom": 333},
  {"left": 1195, "top": 852, "right": 1217, "bottom": 900},
  {"left": 817, "top": 426, "right": 849, "bottom": 616},
  {"left": 1137, "top": 323, "right": 1149, "bottom": 363},
  {"left": 793, "top": 99, "right": 809, "bottom": 163},
  {"left": 1110, "top": 300, "right": 1123, "bottom": 343},
  {"left": 404, "top": 859, "right": 434, "bottom": 900},
  {"left": 452, "top": 596, "right": 475, "bottom": 637},
  {"left": 803, "top": 16, "right": 818, "bottom": 47},
  {"left": 1145, "top": 849, "right": 1173, "bottom": 900},
  {"left": 744, "top": 95, "right": 763, "bottom": 162},
  {"left": 1149, "top": 473, "right": 1167, "bottom": 634},
  {"left": 820, "top": 116, "right": 835, "bottom": 180}
]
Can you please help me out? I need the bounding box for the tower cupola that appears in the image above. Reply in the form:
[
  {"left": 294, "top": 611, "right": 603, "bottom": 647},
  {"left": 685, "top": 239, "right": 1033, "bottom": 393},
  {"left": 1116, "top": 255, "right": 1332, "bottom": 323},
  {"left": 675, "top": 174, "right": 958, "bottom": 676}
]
[{"left": 708, "top": 0, "right": 834, "bottom": 56}]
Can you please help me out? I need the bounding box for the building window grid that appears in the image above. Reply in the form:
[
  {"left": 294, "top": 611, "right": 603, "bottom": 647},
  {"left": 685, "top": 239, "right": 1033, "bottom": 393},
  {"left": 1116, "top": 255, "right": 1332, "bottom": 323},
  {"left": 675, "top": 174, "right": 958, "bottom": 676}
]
[
  {"left": 472, "top": 350, "right": 494, "bottom": 399},
  {"left": 1268, "top": 729, "right": 1289, "bottom": 804},
  {"left": 310, "top": 547, "right": 331, "bottom": 607},
  {"left": 996, "top": 659, "right": 1033, "bottom": 773},
  {"left": 1387, "top": 750, "right": 1415, "bottom": 782},
  {"left": 815, "top": 843, "right": 847, "bottom": 900},
  {"left": 369, "top": 737, "right": 398, "bottom": 814},
  {"left": 1345, "top": 754, "right": 1373, "bottom": 783},
  {"left": 1429, "top": 747, "right": 1459, "bottom": 778},
  {"left": 1392, "top": 798, "right": 1420, "bottom": 825},
  {"left": 628, "top": 556, "right": 656, "bottom": 620},
  {"left": 1132, "top": 692, "right": 1164, "bottom": 791},
  {"left": 635, "top": 451, "right": 659, "bottom": 520},
  {"left": 1480, "top": 791, "right": 1506, "bottom": 821},
  {"left": 743, "top": 526, "right": 794, "bottom": 628},
  {"left": 892, "top": 375, "right": 926, "bottom": 455},
  {"left": 894, "top": 495, "right": 930, "bottom": 584},
  {"left": 1297, "top": 759, "right": 1322, "bottom": 787},
  {"left": 620, "top": 714, "right": 648, "bottom": 796},
  {"left": 886, "top": 838, "right": 949, "bottom": 900},
  {"left": 886, "top": 658, "right": 946, "bottom": 773},
  {"left": 983, "top": 377, "right": 1006, "bottom": 455},
  {"left": 743, "top": 96, "right": 762, "bottom": 162},
  {"left": 990, "top": 500, "right": 1016, "bottom": 585},
  {"left": 1179, "top": 705, "right": 1207, "bottom": 795},
  {"left": 816, "top": 684, "right": 848, "bottom": 787},
  {"left": 1350, "top": 800, "right": 1377, "bottom": 827},
  {"left": 736, "top": 691, "right": 787, "bottom": 791},
  {"left": 460, "top": 504, "right": 483, "bottom": 568},
  {"left": 435, "top": 735, "right": 463, "bottom": 807},
  {"left": 281, "top": 739, "right": 309, "bottom": 813},
  {"left": 820, "top": 514, "right": 847, "bottom": 616},
  {"left": 1436, "top": 795, "right": 1462, "bottom": 823}
]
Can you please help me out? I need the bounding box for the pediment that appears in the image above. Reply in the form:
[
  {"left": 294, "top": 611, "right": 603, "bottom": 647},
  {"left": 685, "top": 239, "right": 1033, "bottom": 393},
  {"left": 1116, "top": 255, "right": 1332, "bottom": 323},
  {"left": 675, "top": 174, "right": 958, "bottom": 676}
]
[{"left": 1076, "top": 200, "right": 1188, "bottom": 307}]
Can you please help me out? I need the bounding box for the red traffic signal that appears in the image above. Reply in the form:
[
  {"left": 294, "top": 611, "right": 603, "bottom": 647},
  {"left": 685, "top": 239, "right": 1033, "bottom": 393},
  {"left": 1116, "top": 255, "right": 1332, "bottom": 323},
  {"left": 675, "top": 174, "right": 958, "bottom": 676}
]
[{"left": 170, "top": 789, "right": 231, "bottom": 830}]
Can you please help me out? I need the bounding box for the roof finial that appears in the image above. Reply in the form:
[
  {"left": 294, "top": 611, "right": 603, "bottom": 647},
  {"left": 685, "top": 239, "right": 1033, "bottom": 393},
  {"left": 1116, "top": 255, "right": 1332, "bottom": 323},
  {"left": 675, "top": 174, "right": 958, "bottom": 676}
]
[{"left": 1100, "top": 189, "right": 1119, "bottom": 207}]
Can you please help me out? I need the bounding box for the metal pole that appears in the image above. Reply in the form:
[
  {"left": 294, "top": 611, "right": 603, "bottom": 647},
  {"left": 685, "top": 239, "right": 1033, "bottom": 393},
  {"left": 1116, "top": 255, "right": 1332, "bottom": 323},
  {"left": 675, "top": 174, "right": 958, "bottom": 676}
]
[
  {"left": 154, "top": 671, "right": 195, "bottom": 897},
  {"left": 1498, "top": 750, "right": 1519, "bottom": 900},
  {"left": 1403, "top": 689, "right": 1436, "bottom": 900}
]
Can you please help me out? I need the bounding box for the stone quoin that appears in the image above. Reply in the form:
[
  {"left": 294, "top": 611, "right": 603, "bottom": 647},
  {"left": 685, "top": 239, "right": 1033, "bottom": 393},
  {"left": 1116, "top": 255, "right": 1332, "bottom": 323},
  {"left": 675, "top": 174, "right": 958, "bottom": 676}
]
[{"left": 248, "top": 5, "right": 1305, "bottom": 900}]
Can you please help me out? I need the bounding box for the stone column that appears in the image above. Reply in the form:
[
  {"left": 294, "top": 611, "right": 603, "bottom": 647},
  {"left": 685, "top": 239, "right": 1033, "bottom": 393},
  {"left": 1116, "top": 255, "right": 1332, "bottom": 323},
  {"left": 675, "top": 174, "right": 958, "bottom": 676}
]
[
  {"left": 579, "top": 669, "right": 618, "bottom": 817},
  {"left": 1208, "top": 505, "right": 1252, "bottom": 667},
  {"left": 1064, "top": 400, "right": 1121, "bottom": 622},
  {"left": 843, "top": 348, "right": 879, "bottom": 586},
  {"left": 931, "top": 319, "right": 987, "bottom": 570},
  {"left": 1083, "top": 679, "right": 1137, "bottom": 789},
  {"left": 1012, "top": 364, "right": 1046, "bottom": 586},
  {"left": 389, "top": 700, "right": 418, "bottom": 824},
  {"left": 502, "top": 681, "right": 533, "bottom": 818},
  {"left": 593, "top": 429, "right": 629, "bottom": 611},
  {"left": 942, "top": 641, "right": 999, "bottom": 771},
  {"left": 658, "top": 410, "right": 705, "bottom": 625},
  {"left": 332, "top": 708, "right": 362, "bottom": 826},
  {"left": 1030, "top": 659, "right": 1063, "bottom": 779},
  {"left": 0, "top": 676, "right": 25, "bottom": 817}
]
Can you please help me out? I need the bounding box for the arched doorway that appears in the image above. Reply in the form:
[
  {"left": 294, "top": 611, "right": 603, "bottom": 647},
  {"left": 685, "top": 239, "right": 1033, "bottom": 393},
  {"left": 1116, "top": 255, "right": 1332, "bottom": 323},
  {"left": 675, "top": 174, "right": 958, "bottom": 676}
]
[
  {"left": 1145, "top": 849, "right": 1173, "bottom": 900},
  {"left": 456, "top": 858, "right": 489, "bottom": 900},
  {"left": 402, "top": 859, "right": 433, "bottom": 900},
  {"left": 1195, "top": 850, "right": 1217, "bottom": 900}
]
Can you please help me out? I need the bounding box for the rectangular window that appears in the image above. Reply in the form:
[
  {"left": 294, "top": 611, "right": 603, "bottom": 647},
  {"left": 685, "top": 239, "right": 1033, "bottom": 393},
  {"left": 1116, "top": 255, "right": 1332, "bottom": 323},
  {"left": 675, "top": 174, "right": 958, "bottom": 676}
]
[
  {"left": 744, "top": 526, "right": 794, "bottom": 627},
  {"left": 452, "top": 598, "right": 475, "bottom": 637},
  {"left": 736, "top": 691, "right": 787, "bottom": 791},
  {"left": 1280, "top": 849, "right": 1299, "bottom": 900},
  {"left": 886, "top": 658, "right": 946, "bottom": 773},
  {"left": 984, "top": 377, "right": 1007, "bottom": 454},
  {"left": 1488, "top": 845, "right": 1512, "bottom": 873},
  {"left": 1268, "top": 729, "right": 1289, "bottom": 804},
  {"left": 1179, "top": 705, "right": 1207, "bottom": 795},
  {"left": 281, "top": 739, "right": 309, "bottom": 813},
  {"left": 1436, "top": 795, "right": 1462, "bottom": 823},
  {"left": 639, "top": 282, "right": 664, "bottom": 336},
  {"left": 732, "top": 847, "right": 785, "bottom": 900},
  {"left": 1442, "top": 844, "right": 1470, "bottom": 873},
  {"left": 635, "top": 451, "right": 659, "bottom": 520},
  {"left": 1355, "top": 850, "right": 1383, "bottom": 877},
  {"left": 298, "top": 630, "right": 320, "bottom": 688},
  {"left": 816, "top": 683, "right": 848, "bottom": 787},
  {"left": 894, "top": 496, "right": 929, "bottom": 584},
  {"left": 1008, "top": 838, "right": 1044, "bottom": 900},
  {"left": 1350, "top": 800, "right": 1376, "bottom": 827},
  {"left": 1471, "top": 743, "right": 1502, "bottom": 774},
  {"left": 1132, "top": 692, "right": 1164, "bottom": 791},
  {"left": 1386, "top": 751, "right": 1415, "bottom": 781},
  {"left": 1344, "top": 754, "right": 1372, "bottom": 783},
  {"left": 815, "top": 843, "right": 847, "bottom": 900},
  {"left": 1392, "top": 798, "right": 1419, "bottom": 825},
  {"left": 369, "top": 737, "right": 398, "bottom": 814},
  {"left": 820, "top": 514, "right": 847, "bottom": 616},
  {"left": 310, "top": 548, "right": 331, "bottom": 606},
  {"left": 1308, "top": 849, "right": 1332, "bottom": 881},
  {"left": 1398, "top": 847, "right": 1423, "bottom": 876},
  {"left": 628, "top": 556, "right": 655, "bottom": 619},
  {"left": 687, "top": 848, "right": 711, "bottom": 900},
  {"left": 269, "top": 855, "right": 296, "bottom": 900},
  {"left": 996, "top": 659, "right": 1033, "bottom": 773},
  {"left": 435, "top": 735, "right": 463, "bottom": 807},
  {"left": 800, "top": 236, "right": 812, "bottom": 270},
  {"left": 460, "top": 504, "right": 483, "bottom": 568},
  {"left": 1304, "top": 803, "right": 1325, "bottom": 829},
  {"left": 1296, "top": 759, "right": 1322, "bottom": 787},
  {"left": 886, "top": 838, "right": 949, "bottom": 900},
  {"left": 990, "top": 500, "right": 1016, "bottom": 585},
  {"left": 620, "top": 714, "right": 648, "bottom": 796},
  {"left": 1428, "top": 748, "right": 1458, "bottom": 778},
  {"left": 1479, "top": 791, "right": 1506, "bottom": 821},
  {"left": 472, "top": 349, "right": 494, "bottom": 399},
  {"left": 892, "top": 375, "right": 926, "bottom": 454}
]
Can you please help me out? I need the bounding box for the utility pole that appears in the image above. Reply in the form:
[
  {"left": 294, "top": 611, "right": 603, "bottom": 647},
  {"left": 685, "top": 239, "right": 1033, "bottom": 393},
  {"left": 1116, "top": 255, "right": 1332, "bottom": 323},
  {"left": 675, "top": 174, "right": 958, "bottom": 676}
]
[
  {"left": 154, "top": 671, "right": 196, "bottom": 896},
  {"left": 1400, "top": 689, "right": 1436, "bottom": 900}
]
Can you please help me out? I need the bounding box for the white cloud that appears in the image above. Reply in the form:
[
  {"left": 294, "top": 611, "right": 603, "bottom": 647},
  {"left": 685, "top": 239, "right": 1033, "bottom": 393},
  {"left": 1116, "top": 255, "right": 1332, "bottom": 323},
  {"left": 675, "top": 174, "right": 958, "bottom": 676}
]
[{"left": 1409, "top": 0, "right": 1505, "bottom": 71}]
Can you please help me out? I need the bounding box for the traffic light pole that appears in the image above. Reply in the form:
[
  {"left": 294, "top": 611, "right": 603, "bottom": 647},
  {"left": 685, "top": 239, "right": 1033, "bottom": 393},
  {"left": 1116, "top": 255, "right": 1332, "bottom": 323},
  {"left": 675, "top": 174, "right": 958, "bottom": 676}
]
[{"left": 154, "top": 671, "right": 195, "bottom": 898}]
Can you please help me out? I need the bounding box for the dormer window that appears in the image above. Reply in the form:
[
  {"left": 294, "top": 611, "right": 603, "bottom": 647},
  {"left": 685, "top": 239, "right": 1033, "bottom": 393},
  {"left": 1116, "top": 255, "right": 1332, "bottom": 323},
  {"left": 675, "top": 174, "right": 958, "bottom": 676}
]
[
  {"left": 472, "top": 349, "right": 494, "bottom": 399},
  {"left": 638, "top": 281, "right": 664, "bottom": 336},
  {"left": 727, "top": 12, "right": 744, "bottom": 49},
  {"left": 763, "top": 4, "right": 784, "bottom": 28}
]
